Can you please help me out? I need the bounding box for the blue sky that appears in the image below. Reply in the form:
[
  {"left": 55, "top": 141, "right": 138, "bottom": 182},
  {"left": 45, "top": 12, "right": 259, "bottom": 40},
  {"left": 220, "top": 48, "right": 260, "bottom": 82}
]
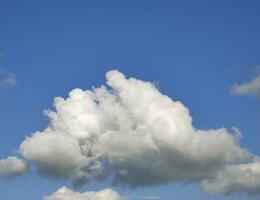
[{"left": 0, "top": 1, "right": 260, "bottom": 200}]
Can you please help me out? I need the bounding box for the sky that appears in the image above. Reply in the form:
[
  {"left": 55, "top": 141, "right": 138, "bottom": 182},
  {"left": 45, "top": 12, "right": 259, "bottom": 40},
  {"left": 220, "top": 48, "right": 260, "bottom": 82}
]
[{"left": 0, "top": 1, "right": 260, "bottom": 200}]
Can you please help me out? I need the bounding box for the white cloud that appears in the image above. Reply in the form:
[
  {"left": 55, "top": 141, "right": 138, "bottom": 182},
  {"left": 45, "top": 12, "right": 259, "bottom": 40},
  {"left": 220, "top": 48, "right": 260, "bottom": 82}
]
[
  {"left": 0, "top": 156, "right": 28, "bottom": 177},
  {"left": 0, "top": 69, "right": 16, "bottom": 87},
  {"left": 201, "top": 159, "right": 260, "bottom": 195},
  {"left": 19, "top": 70, "right": 260, "bottom": 194},
  {"left": 230, "top": 75, "right": 260, "bottom": 98},
  {"left": 43, "top": 187, "right": 127, "bottom": 200}
]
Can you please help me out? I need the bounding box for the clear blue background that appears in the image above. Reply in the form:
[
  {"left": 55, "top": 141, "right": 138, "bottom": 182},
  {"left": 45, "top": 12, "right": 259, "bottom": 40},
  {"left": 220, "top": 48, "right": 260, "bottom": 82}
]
[{"left": 0, "top": 1, "right": 260, "bottom": 199}]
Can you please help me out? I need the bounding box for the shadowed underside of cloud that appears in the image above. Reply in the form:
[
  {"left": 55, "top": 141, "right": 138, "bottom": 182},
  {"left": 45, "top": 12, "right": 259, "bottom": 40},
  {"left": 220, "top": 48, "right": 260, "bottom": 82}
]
[
  {"left": 18, "top": 70, "right": 260, "bottom": 195},
  {"left": 230, "top": 75, "right": 260, "bottom": 98},
  {"left": 0, "top": 156, "right": 28, "bottom": 177},
  {"left": 44, "top": 187, "right": 126, "bottom": 200},
  {"left": 201, "top": 159, "right": 260, "bottom": 195},
  {"left": 136, "top": 195, "right": 160, "bottom": 200}
]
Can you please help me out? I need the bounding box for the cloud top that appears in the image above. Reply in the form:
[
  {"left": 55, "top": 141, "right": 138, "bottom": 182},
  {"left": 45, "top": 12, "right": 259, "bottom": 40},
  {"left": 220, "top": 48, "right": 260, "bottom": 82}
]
[
  {"left": 43, "top": 187, "right": 126, "bottom": 200},
  {"left": 18, "top": 70, "right": 260, "bottom": 194}
]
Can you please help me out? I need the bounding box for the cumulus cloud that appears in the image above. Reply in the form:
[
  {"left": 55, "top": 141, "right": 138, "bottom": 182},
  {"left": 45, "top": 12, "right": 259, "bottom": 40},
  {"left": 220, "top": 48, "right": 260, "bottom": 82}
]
[
  {"left": 230, "top": 75, "right": 260, "bottom": 98},
  {"left": 43, "top": 187, "right": 126, "bottom": 200},
  {"left": 0, "top": 69, "right": 16, "bottom": 87},
  {"left": 0, "top": 156, "right": 28, "bottom": 177},
  {"left": 19, "top": 70, "right": 260, "bottom": 194}
]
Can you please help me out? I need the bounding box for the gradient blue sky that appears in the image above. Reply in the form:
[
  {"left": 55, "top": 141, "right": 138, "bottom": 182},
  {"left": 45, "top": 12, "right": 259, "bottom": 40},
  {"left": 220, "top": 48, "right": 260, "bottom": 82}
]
[{"left": 0, "top": 1, "right": 260, "bottom": 199}]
